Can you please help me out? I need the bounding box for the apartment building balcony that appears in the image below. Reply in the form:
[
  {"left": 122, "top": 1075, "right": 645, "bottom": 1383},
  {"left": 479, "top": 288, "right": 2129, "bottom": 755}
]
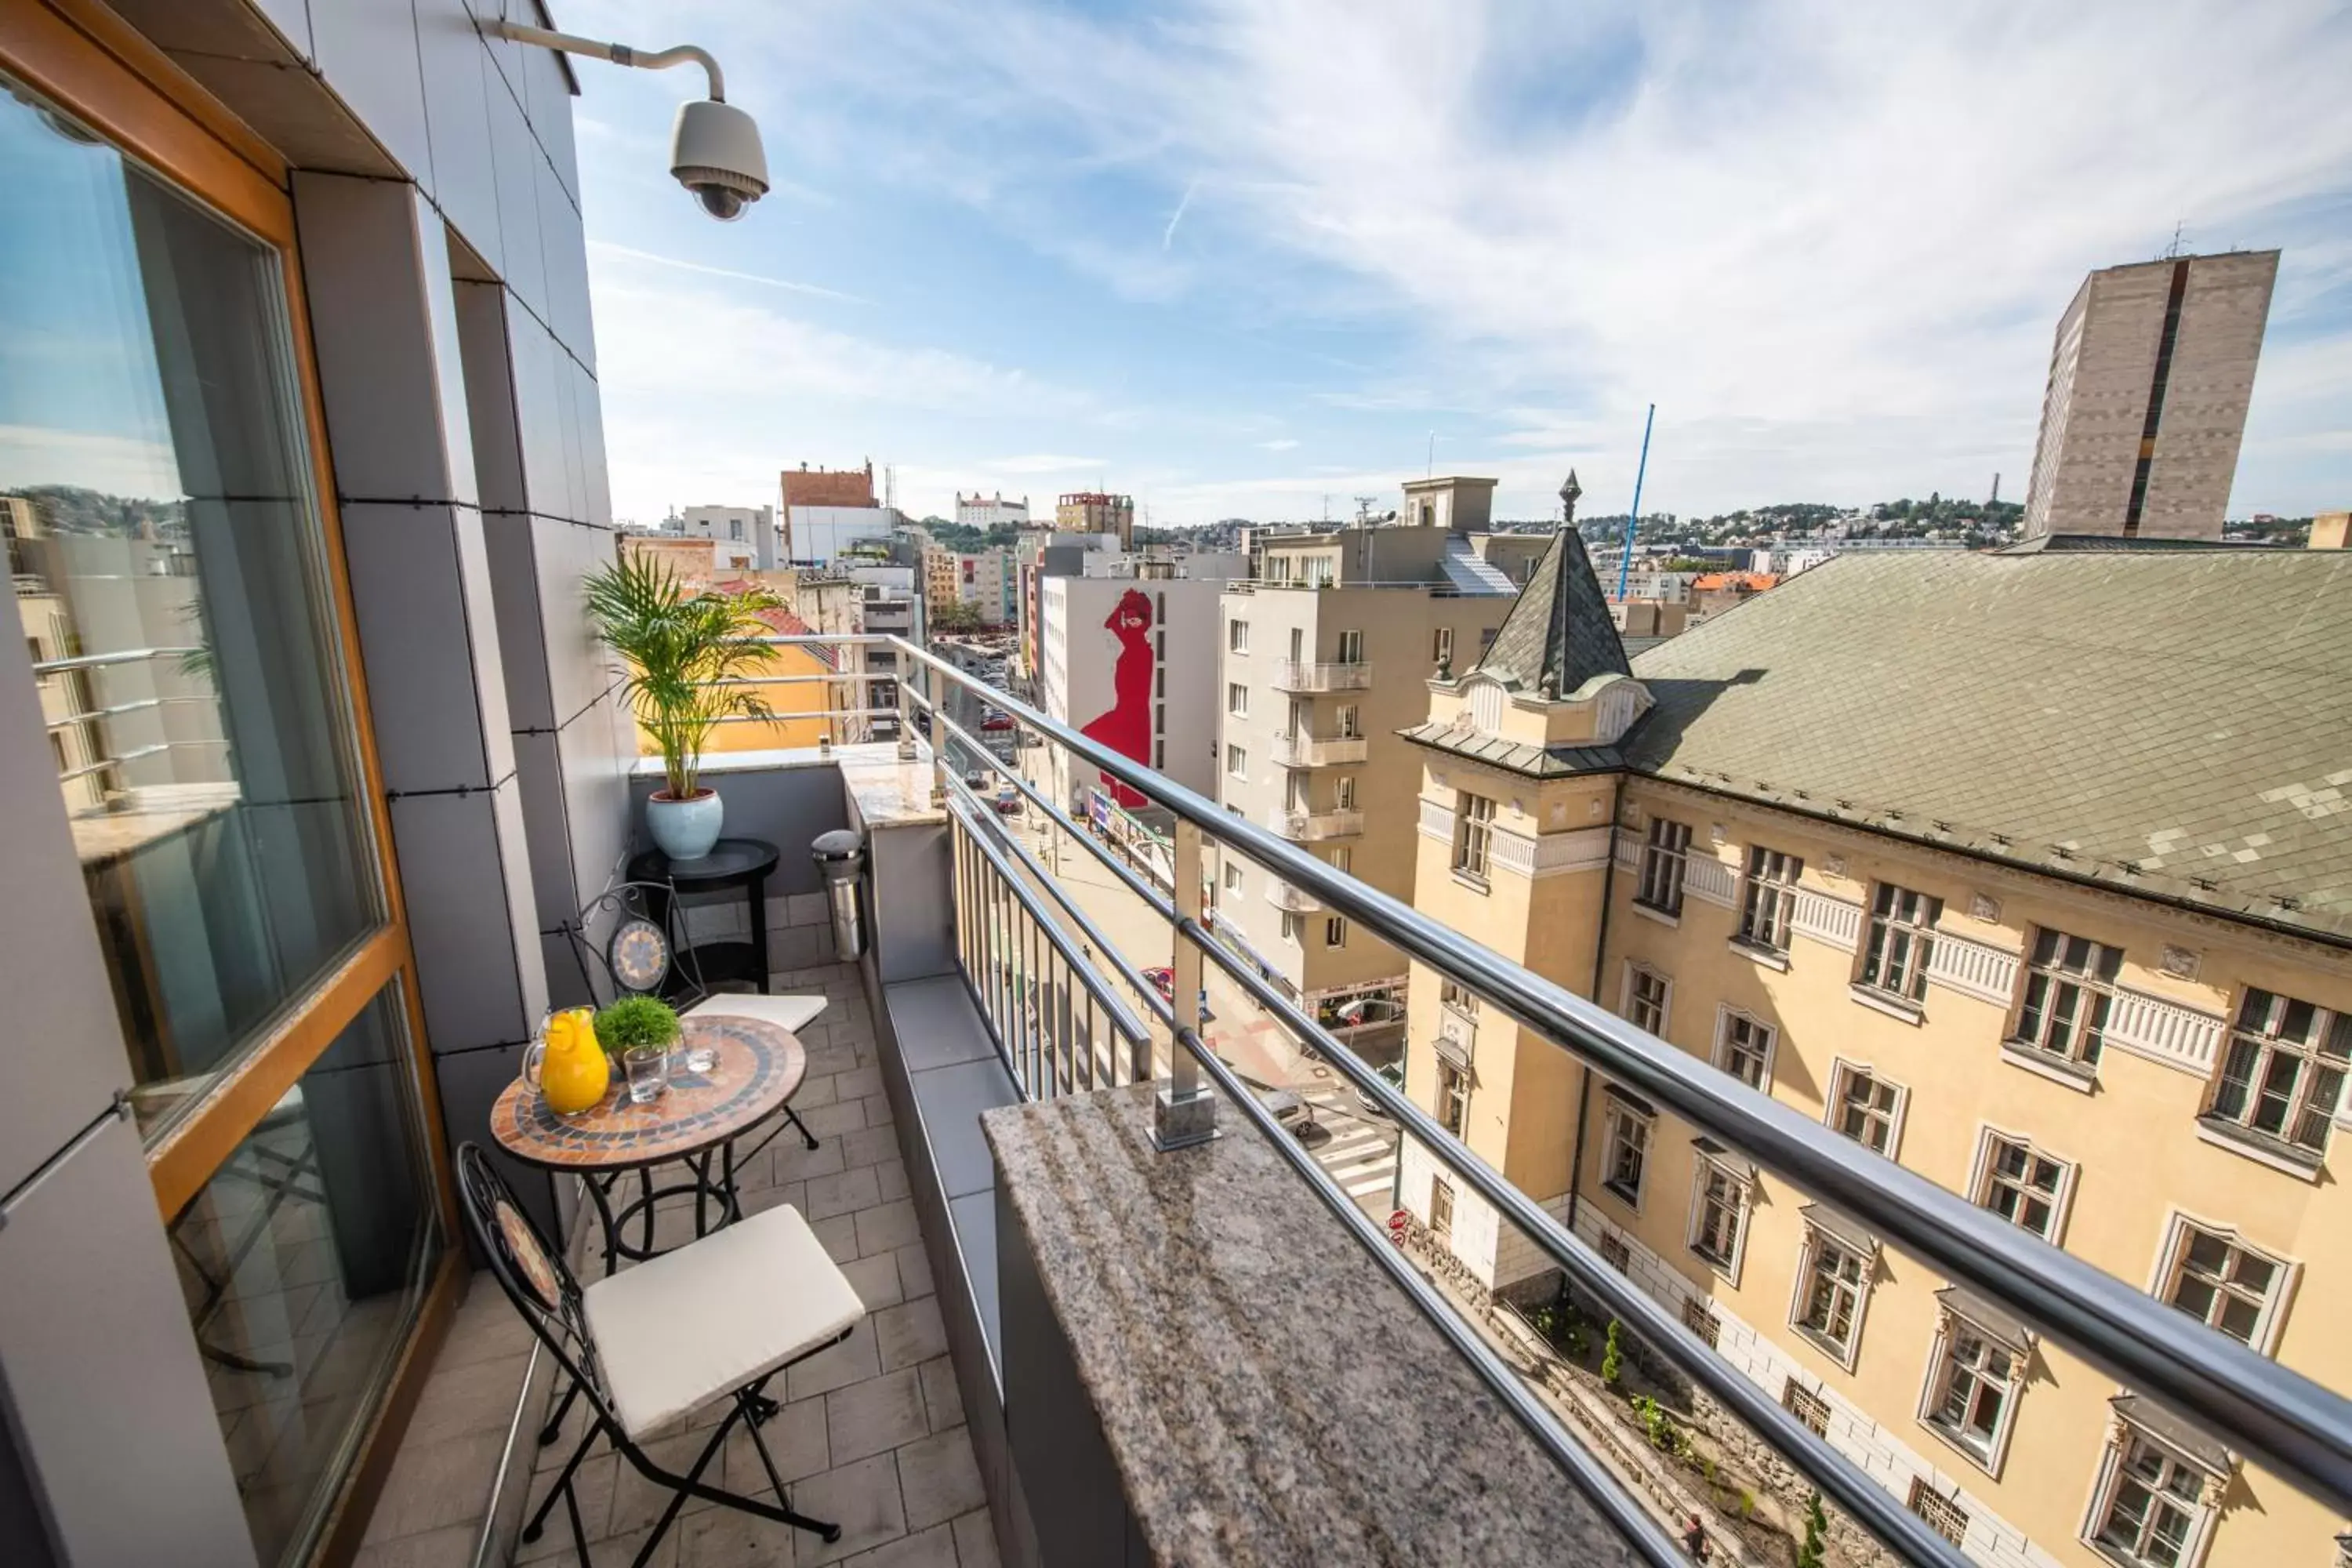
[
  {"left": 354, "top": 638, "right": 2351, "bottom": 1568},
  {"left": 1269, "top": 804, "right": 1365, "bottom": 840},
  {"left": 1271, "top": 659, "right": 1372, "bottom": 691},
  {"left": 1265, "top": 877, "right": 1322, "bottom": 912},
  {"left": 1269, "top": 729, "right": 1370, "bottom": 768}
]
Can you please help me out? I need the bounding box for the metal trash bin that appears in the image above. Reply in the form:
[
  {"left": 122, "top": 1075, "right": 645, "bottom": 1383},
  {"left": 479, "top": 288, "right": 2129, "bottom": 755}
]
[{"left": 811, "top": 829, "right": 866, "bottom": 961}]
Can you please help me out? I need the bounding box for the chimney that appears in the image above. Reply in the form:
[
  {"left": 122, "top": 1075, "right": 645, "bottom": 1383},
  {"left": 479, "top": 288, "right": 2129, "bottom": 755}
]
[{"left": 2310, "top": 512, "right": 2349, "bottom": 550}]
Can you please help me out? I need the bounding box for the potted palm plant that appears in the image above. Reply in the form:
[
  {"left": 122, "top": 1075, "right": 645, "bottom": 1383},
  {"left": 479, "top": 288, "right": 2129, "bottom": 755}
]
[{"left": 585, "top": 552, "right": 782, "bottom": 861}]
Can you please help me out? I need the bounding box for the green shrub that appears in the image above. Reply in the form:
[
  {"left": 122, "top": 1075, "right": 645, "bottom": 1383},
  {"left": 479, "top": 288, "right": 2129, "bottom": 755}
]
[
  {"left": 1797, "top": 1490, "right": 1828, "bottom": 1568},
  {"left": 1631, "top": 1394, "right": 1682, "bottom": 1454},
  {"left": 595, "top": 995, "right": 681, "bottom": 1053},
  {"left": 1602, "top": 1319, "right": 1625, "bottom": 1387},
  {"left": 1739, "top": 1490, "right": 1756, "bottom": 1521}
]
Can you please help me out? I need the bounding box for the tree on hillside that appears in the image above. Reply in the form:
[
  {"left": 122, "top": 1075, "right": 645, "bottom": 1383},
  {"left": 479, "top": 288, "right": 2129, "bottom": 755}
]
[{"left": 929, "top": 600, "right": 985, "bottom": 633}]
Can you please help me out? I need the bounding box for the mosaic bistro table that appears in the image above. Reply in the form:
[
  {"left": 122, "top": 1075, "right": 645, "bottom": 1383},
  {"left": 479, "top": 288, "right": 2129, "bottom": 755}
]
[{"left": 490, "top": 1012, "right": 809, "bottom": 1273}]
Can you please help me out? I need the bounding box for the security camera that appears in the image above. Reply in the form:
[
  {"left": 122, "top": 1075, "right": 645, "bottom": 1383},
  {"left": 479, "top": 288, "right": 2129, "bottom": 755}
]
[
  {"left": 671, "top": 98, "right": 768, "bottom": 221},
  {"left": 491, "top": 21, "right": 768, "bottom": 223}
]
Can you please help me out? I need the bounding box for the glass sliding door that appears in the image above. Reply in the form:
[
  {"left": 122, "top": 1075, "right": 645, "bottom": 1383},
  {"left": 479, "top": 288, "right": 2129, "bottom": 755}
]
[
  {"left": 2, "top": 71, "right": 381, "bottom": 1131},
  {"left": 1, "top": 39, "right": 447, "bottom": 1568}
]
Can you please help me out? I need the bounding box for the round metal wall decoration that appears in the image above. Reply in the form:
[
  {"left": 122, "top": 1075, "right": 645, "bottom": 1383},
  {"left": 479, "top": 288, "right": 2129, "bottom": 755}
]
[{"left": 608, "top": 917, "right": 670, "bottom": 993}]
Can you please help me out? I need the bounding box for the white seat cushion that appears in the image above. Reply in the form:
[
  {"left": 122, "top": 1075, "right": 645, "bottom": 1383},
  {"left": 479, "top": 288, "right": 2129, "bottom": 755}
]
[
  {"left": 582, "top": 1204, "right": 866, "bottom": 1438},
  {"left": 685, "top": 993, "right": 828, "bottom": 1035}
]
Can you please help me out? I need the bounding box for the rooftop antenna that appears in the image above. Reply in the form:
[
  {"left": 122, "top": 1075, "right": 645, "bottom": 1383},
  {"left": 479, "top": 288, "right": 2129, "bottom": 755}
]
[
  {"left": 2161, "top": 220, "right": 2186, "bottom": 260},
  {"left": 1354, "top": 494, "right": 1379, "bottom": 526},
  {"left": 1614, "top": 403, "right": 1656, "bottom": 601},
  {"left": 1426, "top": 431, "right": 1436, "bottom": 478}
]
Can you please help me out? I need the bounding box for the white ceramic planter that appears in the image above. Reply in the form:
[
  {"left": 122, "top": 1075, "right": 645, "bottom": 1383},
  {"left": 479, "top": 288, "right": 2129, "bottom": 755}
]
[{"left": 645, "top": 789, "right": 723, "bottom": 860}]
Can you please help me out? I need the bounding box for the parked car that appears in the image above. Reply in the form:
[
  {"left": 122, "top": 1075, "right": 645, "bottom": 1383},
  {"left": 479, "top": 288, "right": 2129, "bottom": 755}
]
[
  {"left": 1354, "top": 1059, "right": 1406, "bottom": 1117},
  {"left": 964, "top": 769, "right": 990, "bottom": 790},
  {"left": 990, "top": 786, "right": 1022, "bottom": 816},
  {"left": 980, "top": 710, "right": 1014, "bottom": 732}
]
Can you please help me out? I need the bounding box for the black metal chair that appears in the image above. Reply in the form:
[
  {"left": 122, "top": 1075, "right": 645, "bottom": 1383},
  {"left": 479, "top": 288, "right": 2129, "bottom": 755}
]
[{"left": 457, "top": 1143, "right": 863, "bottom": 1564}]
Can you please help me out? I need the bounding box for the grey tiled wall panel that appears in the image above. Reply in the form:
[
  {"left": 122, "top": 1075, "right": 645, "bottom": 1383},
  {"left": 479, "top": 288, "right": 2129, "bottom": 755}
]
[
  {"left": 574, "top": 365, "right": 614, "bottom": 527},
  {"left": 537, "top": 515, "right": 617, "bottom": 724},
  {"left": 512, "top": 729, "right": 578, "bottom": 931},
  {"left": 339, "top": 501, "right": 513, "bottom": 795},
  {"left": 455, "top": 281, "right": 530, "bottom": 514},
  {"left": 308, "top": 0, "right": 433, "bottom": 187},
  {"left": 507, "top": 310, "right": 575, "bottom": 521},
  {"left": 483, "top": 56, "right": 550, "bottom": 316},
  {"left": 482, "top": 510, "right": 557, "bottom": 731},
  {"left": 389, "top": 779, "right": 547, "bottom": 1054},
  {"left": 415, "top": 0, "right": 503, "bottom": 275},
  {"left": 537, "top": 156, "right": 597, "bottom": 370},
  {"left": 294, "top": 176, "right": 474, "bottom": 506},
  {"left": 559, "top": 685, "right": 634, "bottom": 911}
]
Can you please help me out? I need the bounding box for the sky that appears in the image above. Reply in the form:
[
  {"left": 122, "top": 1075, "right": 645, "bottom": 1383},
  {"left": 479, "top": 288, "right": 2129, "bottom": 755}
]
[{"left": 561, "top": 0, "right": 2352, "bottom": 528}]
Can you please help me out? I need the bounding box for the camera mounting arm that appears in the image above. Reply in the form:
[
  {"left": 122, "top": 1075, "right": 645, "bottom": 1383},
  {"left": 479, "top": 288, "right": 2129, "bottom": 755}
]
[{"left": 488, "top": 20, "right": 728, "bottom": 102}]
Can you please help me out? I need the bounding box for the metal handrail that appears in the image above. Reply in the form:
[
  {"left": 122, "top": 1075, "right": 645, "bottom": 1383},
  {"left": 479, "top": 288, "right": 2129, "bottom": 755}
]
[
  {"left": 745, "top": 632, "right": 2352, "bottom": 1521},
  {"left": 31, "top": 645, "right": 203, "bottom": 676}
]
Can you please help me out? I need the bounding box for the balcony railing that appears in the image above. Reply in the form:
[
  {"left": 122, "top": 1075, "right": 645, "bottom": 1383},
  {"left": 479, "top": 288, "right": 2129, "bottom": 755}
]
[
  {"left": 1271, "top": 659, "right": 1371, "bottom": 691},
  {"left": 740, "top": 633, "right": 2352, "bottom": 1566},
  {"left": 1268, "top": 804, "right": 1363, "bottom": 840},
  {"left": 1269, "top": 729, "right": 1369, "bottom": 768}
]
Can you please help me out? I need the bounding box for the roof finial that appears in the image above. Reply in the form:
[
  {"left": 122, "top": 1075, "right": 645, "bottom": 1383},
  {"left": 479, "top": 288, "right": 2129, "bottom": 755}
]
[{"left": 1559, "top": 471, "right": 1581, "bottom": 525}]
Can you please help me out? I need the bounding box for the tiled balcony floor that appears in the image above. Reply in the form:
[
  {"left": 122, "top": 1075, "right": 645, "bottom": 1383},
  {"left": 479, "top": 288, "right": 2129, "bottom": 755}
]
[{"left": 361, "top": 964, "right": 998, "bottom": 1568}]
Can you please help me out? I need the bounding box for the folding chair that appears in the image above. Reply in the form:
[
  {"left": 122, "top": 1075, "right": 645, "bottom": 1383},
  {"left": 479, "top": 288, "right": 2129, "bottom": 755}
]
[
  {"left": 458, "top": 1144, "right": 865, "bottom": 1564},
  {"left": 151, "top": 1081, "right": 324, "bottom": 1376}
]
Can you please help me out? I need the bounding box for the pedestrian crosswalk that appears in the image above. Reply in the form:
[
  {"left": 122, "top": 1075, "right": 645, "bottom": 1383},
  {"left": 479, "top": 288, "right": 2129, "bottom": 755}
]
[{"left": 1301, "top": 1083, "right": 1400, "bottom": 1210}]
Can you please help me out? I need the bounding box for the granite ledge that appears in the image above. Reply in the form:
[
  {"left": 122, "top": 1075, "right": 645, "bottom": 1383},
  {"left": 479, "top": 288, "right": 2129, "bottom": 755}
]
[
  {"left": 841, "top": 748, "right": 948, "bottom": 828},
  {"left": 982, "top": 1084, "right": 1643, "bottom": 1568},
  {"left": 627, "top": 742, "right": 895, "bottom": 778}
]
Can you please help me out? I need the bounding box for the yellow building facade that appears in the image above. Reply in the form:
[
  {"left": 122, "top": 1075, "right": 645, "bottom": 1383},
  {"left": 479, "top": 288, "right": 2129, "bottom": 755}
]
[{"left": 1398, "top": 524, "right": 2351, "bottom": 1568}]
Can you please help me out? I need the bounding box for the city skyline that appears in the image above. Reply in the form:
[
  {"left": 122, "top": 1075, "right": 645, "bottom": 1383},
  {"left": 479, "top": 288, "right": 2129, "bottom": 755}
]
[{"left": 557, "top": 0, "right": 2352, "bottom": 528}]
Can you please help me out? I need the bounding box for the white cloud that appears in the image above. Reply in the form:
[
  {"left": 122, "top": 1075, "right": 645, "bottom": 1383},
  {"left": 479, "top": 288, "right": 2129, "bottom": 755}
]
[
  {"left": 588, "top": 241, "right": 869, "bottom": 303},
  {"left": 568, "top": 0, "right": 2352, "bottom": 521},
  {"left": 712, "top": 0, "right": 2352, "bottom": 517},
  {"left": 1256, "top": 438, "right": 1299, "bottom": 451},
  {"left": 985, "top": 454, "right": 1107, "bottom": 474}
]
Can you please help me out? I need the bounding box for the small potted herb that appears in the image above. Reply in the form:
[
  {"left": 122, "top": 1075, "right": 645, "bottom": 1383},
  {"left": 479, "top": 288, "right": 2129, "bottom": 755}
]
[
  {"left": 593, "top": 996, "right": 681, "bottom": 1064},
  {"left": 595, "top": 996, "right": 685, "bottom": 1105}
]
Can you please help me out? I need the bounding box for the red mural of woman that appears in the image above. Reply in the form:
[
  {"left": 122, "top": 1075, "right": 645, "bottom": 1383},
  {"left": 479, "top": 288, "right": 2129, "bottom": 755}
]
[{"left": 1079, "top": 588, "right": 1154, "bottom": 809}]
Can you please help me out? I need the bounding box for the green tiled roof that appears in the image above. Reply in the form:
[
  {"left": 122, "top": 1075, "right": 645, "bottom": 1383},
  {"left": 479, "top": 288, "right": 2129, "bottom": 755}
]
[
  {"left": 1624, "top": 550, "right": 2352, "bottom": 944},
  {"left": 1474, "top": 527, "right": 1631, "bottom": 696},
  {"left": 1396, "top": 722, "right": 1623, "bottom": 779}
]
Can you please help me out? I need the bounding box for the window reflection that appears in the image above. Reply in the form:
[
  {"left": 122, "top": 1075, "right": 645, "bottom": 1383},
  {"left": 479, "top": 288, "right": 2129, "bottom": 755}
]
[
  {"left": 1, "top": 74, "right": 382, "bottom": 1130},
  {"left": 170, "top": 987, "right": 440, "bottom": 1567}
]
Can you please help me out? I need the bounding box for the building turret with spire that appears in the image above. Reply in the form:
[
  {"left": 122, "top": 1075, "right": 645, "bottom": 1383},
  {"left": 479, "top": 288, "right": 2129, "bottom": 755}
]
[{"left": 1395, "top": 476, "right": 1653, "bottom": 1294}]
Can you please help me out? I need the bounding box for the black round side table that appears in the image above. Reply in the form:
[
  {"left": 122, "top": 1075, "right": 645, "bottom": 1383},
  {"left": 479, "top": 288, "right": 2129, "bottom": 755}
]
[{"left": 629, "top": 837, "right": 782, "bottom": 996}]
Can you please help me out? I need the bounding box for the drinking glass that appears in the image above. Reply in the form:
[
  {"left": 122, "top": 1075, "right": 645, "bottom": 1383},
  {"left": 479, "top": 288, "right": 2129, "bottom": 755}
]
[
  {"left": 624, "top": 1045, "right": 670, "bottom": 1105},
  {"left": 680, "top": 1027, "right": 717, "bottom": 1075}
]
